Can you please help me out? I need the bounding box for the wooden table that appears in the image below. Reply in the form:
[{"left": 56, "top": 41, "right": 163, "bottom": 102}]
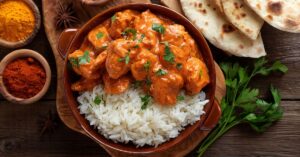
[{"left": 0, "top": 0, "right": 299, "bottom": 157}]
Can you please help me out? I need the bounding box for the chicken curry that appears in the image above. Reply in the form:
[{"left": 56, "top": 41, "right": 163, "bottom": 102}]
[{"left": 68, "top": 9, "right": 210, "bottom": 105}]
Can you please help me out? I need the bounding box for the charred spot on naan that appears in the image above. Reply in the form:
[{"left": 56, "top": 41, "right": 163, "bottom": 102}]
[
  {"left": 267, "top": 1, "right": 282, "bottom": 16},
  {"left": 222, "top": 24, "right": 236, "bottom": 33},
  {"left": 285, "top": 19, "right": 298, "bottom": 28}
]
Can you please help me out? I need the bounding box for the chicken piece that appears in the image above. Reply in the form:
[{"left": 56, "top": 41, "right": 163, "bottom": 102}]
[
  {"left": 71, "top": 78, "right": 100, "bottom": 92},
  {"left": 162, "top": 24, "right": 200, "bottom": 58},
  {"left": 91, "top": 50, "right": 108, "bottom": 71},
  {"left": 134, "top": 10, "right": 164, "bottom": 53},
  {"left": 103, "top": 72, "right": 131, "bottom": 94},
  {"left": 150, "top": 70, "right": 184, "bottom": 105},
  {"left": 131, "top": 49, "right": 159, "bottom": 80},
  {"left": 105, "top": 39, "right": 140, "bottom": 79},
  {"left": 158, "top": 44, "right": 189, "bottom": 71},
  {"left": 88, "top": 26, "right": 111, "bottom": 50},
  {"left": 68, "top": 50, "right": 100, "bottom": 79},
  {"left": 183, "top": 57, "right": 210, "bottom": 95},
  {"left": 109, "top": 9, "right": 139, "bottom": 39}
]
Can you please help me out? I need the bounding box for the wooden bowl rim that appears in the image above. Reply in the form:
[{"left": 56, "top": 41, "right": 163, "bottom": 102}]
[
  {"left": 0, "top": 0, "right": 41, "bottom": 48},
  {"left": 0, "top": 49, "right": 51, "bottom": 104},
  {"left": 63, "top": 3, "right": 216, "bottom": 154}
]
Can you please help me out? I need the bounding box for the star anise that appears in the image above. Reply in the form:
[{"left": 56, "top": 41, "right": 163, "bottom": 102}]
[
  {"left": 37, "top": 110, "right": 59, "bottom": 136},
  {"left": 55, "top": 2, "right": 80, "bottom": 30}
]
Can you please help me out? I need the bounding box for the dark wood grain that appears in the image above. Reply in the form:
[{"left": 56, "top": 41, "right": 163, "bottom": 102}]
[
  {"left": 0, "top": 101, "right": 298, "bottom": 157},
  {"left": 0, "top": 0, "right": 299, "bottom": 157}
]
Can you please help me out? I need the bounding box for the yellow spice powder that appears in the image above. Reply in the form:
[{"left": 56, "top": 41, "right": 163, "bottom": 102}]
[{"left": 0, "top": 0, "right": 35, "bottom": 42}]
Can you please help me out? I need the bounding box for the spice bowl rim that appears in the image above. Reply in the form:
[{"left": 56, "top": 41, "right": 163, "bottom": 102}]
[
  {"left": 0, "top": 49, "right": 51, "bottom": 104},
  {"left": 0, "top": 0, "right": 41, "bottom": 48}
]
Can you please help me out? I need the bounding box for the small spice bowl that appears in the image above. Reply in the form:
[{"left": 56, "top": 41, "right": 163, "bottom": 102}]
[
  {"left": 0, "top": 49, "right": 51, "bottom": 104},
  {"left": 0, "top": 0, "right": 41, "bottom": 48}
]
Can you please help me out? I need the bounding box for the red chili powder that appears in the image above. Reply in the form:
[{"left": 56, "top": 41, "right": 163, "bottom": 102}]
[{"left": 2, "top": 57, "right": 46, "bottom": 99}]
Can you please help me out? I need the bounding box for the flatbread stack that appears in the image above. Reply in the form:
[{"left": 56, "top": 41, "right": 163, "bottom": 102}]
[{"left": 179, "top": 0, "right": 300, "bottom": 58}]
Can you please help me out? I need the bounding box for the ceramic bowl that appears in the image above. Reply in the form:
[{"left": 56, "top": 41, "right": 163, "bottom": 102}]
[
  {"left": 59, "top": 3, "right": 218, "bottom": 155},
  {"left": 0, "top": 49, "right": 51, "bottom": 104},
  {"left": 0, "top": 0, "right": 41, "bottom": 48}
]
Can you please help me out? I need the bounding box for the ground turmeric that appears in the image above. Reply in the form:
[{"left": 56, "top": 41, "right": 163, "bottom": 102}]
[{"left": 0, "top": 0, "right": 35, "bottom": 42}]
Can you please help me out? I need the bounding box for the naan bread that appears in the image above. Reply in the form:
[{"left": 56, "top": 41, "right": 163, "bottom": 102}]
[
  {"left": 180, "top": 0, "right": 266, "bottom": 58},
  {"left": 245, "top": 0, "right": 300, "bottom": 33},
  {"left": 209, "top": 0, "right": 224, "bottom": 14},
  {"left": 221, "top": 0, "right": 264, "bottom": 40}
]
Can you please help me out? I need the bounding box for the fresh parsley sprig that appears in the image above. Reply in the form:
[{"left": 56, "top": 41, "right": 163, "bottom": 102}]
[{"left": 197, "top": 58, "right": 288, "bottom": 157}]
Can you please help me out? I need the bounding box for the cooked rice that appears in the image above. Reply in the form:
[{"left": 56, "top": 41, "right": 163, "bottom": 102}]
[{"left": 77, "top": 84, "right": 208, "bottom": 147}]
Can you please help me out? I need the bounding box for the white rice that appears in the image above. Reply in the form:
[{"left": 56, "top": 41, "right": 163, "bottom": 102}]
[{"left": 77, "top": 84, "right": 209, "bottom": 147}]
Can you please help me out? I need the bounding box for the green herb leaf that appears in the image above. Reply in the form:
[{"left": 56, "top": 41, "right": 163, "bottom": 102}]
[
  {"left": 118, "top": 52, "right": 130, "bottom": 64},
  {"left": 156, "top": 69, "right": 168, "bottom": 76},
  {"left": 152, "top": 23, "right": 165, "bottom": 34},
  {"left": 93, "top": 96, "right": 102, "bottom": 105},
  {"left": 78, "top": 51, "right": 91, "bottom": 64},
  {"left": 138, "top": 34, "right": 145, "bottom": 43},
  {"left": 122, "top": 28, "right": 137, "bottom": 40},
  {"left": 176, "top": 63, "right": 183, "bottom": 70},
  {"left": 111, "top": 15, "right": 116, "bottom": 23},
  {"left": 162, "top": 42, "right": 175, "bottom": 63},
  {"left": 177, "top": 95, "right": 185, "bottom": 101},
  {"left": 141, "top": 95, "right": 151, "bottom": 110},
  {"left": 197, "top": 58, "right": 287, "bottom": 157},
  {"left": 101, "top": 45, "right": 108, "bottom": 50},
  {"left": 144, "top": 61, "right": 151, "bottom": 72},
  {"left": 96, "top": 32, "right": 104, "bottom": 39},
  {"left": 69, "top": 57, "right": 79, "bottom": 67},
  {"left": 145, "top": 77, "right": 152, "bottom": 87}
]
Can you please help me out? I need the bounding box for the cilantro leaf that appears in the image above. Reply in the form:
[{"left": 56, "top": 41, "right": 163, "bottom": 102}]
[
  {"left": 144, "top": 61, "right": 151, "bottom": 72},
  {"left": 78, "top": 51, "right": 90, "bottom": 64},
  {"left": 118, "top": 51, "right": 130, "bottom": 64},
  {"left": 152, "top": 23, "right": 165, "bottom": 34},
  {"left": 141, "top": 95, "right": 151, "bottom": 110},
  {"left": 111, "top": 15, "right": 116, "bottom": 23},
  {"left": 197, "top": 58, "right": 287, "bottom": 157},
  {"left": 177, "top": 95, "right": 185, "bottom": 101},
  {"left": 138, "top": 34, "right": 145, "bottom": 43},
  {"left": 162, "top": 42, "right": 175, "bottom": 63},
  {"left": 122, "top": 28, "right": 137, "bottom": 40},
  {"left": 93, "top": 96, "right": 102, "bottom": 105},
  {"left": 156, "top": 69, "right": 168, "bottom": 76},
  {"left": 69, "top": 57, "right": 79, "bottom": 67},
  {"left": 96, "top": 32, "right": 104, "bottom": 39}
]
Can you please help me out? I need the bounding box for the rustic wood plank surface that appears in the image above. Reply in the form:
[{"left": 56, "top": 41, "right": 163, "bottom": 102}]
[{"left": 0, "top": 0, "right": 299, "bottom": 157}]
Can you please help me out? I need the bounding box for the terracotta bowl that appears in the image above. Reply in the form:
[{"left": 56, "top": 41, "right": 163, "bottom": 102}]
[
  {"left": 0, "top": 0, "right": 41, "bottom": 48},
  {"left": 0, "top": 49, "right": 51, "bottom": 104},
  {"left": 59, "top": 3, "right": 217, "bottom": 155},
  {"left": 80, "top": 0, "right": 110, "bottom": 6}
]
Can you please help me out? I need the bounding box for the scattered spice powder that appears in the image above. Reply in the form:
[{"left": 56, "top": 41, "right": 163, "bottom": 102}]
[
  {"left": 0, "top": 0, "right": 35, "bottom": 42},
  {"left": 3, "top": 57, "right": 46, "bottom": 99}
]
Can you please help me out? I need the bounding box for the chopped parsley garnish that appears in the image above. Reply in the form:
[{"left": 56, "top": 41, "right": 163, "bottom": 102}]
[
  {"left": 133, "top": 45, "right": 139, "bottom": 48},
  {"left": 78, "top": 50, "right": 91, "bottom": 64},
  {"left": 177, "top": 95, "right": 185, "bottom": 101},
  {"left": 152, "top": 23, "right": 165, "bottom": 34},
  {"left": 138, "top": 34, "right": 145, "bottom": 43},
  {"left": 156, "top": 69, "right": 168, "bottom": 76},
  {"left": 145, "top": 77, "right": 152, "bottom": 87},
  {"left": 176, "top": 63, "right": 183, "bottom": 70},
  {"left": 93, "top": 95, "right": 102, "bottom": 105},
  {"left": 122, "top": 28, "right": 137, "bottom": 40},
  {"left": 199, "top": 69, "right": 203, "bottom": 78},
  {"left": 118, "top": 51, "right": 130, "bottom": 64},
  {"left": 69, "top": 57, "right": 79, "bottom": 67},
  {"left": 143, "top": 61, "right": 151, "bottom": 72},
  {"left": 101, "top": 45, "right": 108, "bottom": 49},
  {"left": 141, "top": 95, "right": 151, "bottom": 110},
  {"left": 133, "top": 81, "right": 141, "bottom": 89},
  {"left": 111, "top": 15, "right": 116, "bottom": 23},
  {"left": 161, "top": 42, "right": 175, "bottom": 63},
  {"left": 96, "top": 32, "right": 104, "bottom": 39}
]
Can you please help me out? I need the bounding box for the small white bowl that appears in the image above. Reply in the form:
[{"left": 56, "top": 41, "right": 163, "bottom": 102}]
[
  {"left": 0, "top": 0, "right": 41, "bottom": 48},
  {"left": 0, "top": 49, "right": 51, "bottom": 104}
]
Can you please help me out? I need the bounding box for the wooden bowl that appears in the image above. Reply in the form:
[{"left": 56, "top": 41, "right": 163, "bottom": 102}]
[
  {"left": 0, "top": 0, "right": 41, "bottom": 48},
  {"left": 61, "top": 3, "right": 217, "bottom": 155},
  {"left": 0, "top": 49, "right": 51, "bottom": 104},
  {"left": 80, "top": 0, "right": 110, "bottom": 6}
]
